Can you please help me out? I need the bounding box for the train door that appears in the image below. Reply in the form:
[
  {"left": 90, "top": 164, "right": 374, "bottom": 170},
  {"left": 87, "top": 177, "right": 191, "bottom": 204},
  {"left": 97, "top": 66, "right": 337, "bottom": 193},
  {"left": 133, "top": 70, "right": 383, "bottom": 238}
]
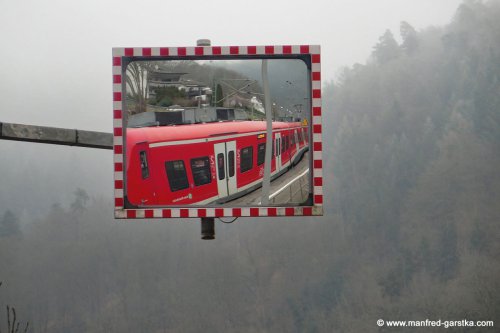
[
  {"left": 275, "top": 133, "right": 282, "bottom": 172},
  {"left": 214, "top": 141, "right": 237, "bottom": 199}
]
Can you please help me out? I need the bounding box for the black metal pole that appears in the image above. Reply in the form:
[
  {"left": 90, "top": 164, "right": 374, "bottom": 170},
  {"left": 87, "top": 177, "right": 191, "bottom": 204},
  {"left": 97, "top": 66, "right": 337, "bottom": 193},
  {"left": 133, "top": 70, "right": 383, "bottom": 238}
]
[{"left": 201, "top": 217, "right": 215, "bottom": 240}]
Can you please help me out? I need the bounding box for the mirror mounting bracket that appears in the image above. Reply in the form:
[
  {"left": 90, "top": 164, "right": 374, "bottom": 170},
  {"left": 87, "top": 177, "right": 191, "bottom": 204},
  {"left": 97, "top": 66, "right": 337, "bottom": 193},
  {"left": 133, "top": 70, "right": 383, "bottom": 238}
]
[{"left": 201, "top": 217, "right": 215, "bottom": 240}]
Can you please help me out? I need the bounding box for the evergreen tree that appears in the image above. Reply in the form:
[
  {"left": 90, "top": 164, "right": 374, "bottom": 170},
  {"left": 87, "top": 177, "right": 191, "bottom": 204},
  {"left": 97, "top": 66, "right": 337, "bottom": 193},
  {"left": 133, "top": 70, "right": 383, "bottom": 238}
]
[
  {"left": 0, "top": 210, "right": 21, "bottom": 237},
  {"left": 400, "top": 21, "right": 418, "bottom": 55},
  {"left": 71, "top": 188, "right": 90, "bottom": 214},
  {"left": 215, "top": 83, "right": 224, "bottom": 107},
  {"left": 372, "top": 29, "right": 400, "bottom": 64}
]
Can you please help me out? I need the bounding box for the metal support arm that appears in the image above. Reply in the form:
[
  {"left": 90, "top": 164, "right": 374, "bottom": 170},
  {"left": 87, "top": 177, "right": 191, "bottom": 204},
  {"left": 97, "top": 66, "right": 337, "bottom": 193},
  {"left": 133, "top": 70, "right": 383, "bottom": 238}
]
[{"left": 0, "top": 122, "right": 112, "bottom": 150}]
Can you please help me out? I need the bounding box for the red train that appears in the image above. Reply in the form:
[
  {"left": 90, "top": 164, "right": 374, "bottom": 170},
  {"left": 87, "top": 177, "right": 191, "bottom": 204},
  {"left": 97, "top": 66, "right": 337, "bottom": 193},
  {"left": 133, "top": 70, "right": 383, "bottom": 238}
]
[{"left": 125, "top": 120, "right": 309, "bottom": 206}]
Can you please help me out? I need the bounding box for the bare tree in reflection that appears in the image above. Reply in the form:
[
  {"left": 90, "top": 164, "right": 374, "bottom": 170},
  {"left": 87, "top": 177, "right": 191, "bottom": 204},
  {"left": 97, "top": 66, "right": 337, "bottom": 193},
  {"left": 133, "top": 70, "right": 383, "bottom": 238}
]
[{"left": 126, "top": 62, "right": 153, "bottom": 115}]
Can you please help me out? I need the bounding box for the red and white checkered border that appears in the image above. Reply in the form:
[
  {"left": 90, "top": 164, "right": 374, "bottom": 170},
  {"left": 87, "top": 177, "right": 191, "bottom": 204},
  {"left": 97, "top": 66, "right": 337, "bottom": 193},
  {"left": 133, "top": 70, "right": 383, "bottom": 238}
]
[{"left": 112, "top": 45, "right": 323, "bottom": 218}]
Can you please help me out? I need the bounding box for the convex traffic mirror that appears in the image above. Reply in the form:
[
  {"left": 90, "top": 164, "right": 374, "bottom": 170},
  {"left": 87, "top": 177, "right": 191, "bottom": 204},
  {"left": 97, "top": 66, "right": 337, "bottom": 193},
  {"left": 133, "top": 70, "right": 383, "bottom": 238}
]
[{"left": 112, "top": 45, "right": 323, "bottom": 218}]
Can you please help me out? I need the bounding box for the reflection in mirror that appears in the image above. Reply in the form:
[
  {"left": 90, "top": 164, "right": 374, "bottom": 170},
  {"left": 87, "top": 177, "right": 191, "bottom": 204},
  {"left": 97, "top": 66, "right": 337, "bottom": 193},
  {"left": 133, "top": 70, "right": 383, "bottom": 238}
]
[{"left": 124, "top": 58, "right": 311, "bottom": 207}]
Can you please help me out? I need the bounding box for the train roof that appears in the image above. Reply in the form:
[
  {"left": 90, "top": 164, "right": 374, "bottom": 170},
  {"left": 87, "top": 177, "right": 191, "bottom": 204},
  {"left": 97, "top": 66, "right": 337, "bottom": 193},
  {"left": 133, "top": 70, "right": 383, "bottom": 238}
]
[{"left": 127, "top": 120, "right": 304, "bottom": 145}]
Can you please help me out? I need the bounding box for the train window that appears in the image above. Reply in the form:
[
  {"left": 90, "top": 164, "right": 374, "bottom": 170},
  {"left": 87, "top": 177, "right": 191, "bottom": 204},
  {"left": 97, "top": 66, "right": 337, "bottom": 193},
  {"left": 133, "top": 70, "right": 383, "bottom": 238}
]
[
  {"left": 257, "top": 143, "right": 266, "bottom": 166},
  {"left": 228, "top": 151, "right": 235, "bottom": 177},
  {"left": 140, "top": 151, "right": 149, "bottom": 179},
  {"left": 217, "top": 153, "right": 225, "bottom": 180},
  {"left": 165, "top": 160, "right": 189, "bottom": 192},
  {"left": 191, "top": 157, "right": 212, "bottom": 186},
  {"left": 291, "top": 133, "right": 295, "bottom": 146},
  {"left": 280, "top": 137, "right": 284, "bottom": 154},
  {"left": 272, "top": 139, "right": 275, "bottom": 158},
  {"left": 240, "top": 146, "right": 253, "bottom": 173}
]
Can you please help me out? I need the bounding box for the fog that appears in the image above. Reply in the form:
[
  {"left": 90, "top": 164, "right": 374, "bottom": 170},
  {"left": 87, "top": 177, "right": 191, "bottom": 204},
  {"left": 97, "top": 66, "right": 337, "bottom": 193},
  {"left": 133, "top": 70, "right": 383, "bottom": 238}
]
[
  {"left": 0, "top": 0, "right": 461, "bottom": 214},
  {"left": 1, "top": 0, "right": 461, "bottom": 128},
  {"left": 2, "top": 0, "right": 499, "bottom": 332}
]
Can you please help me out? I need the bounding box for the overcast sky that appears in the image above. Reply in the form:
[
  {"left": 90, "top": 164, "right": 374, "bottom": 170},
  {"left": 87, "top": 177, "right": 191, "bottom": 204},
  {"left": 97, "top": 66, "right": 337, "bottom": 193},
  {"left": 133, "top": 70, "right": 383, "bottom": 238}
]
[{"left": 0, "top": 0, "right": 463, "bottom": 131}]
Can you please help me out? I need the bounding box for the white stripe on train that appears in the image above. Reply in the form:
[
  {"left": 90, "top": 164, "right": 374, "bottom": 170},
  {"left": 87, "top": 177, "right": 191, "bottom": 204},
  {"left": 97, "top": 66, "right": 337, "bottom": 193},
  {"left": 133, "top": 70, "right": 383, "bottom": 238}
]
[{"left": 148, "top": 126, "right": 305, "bottom": 148}]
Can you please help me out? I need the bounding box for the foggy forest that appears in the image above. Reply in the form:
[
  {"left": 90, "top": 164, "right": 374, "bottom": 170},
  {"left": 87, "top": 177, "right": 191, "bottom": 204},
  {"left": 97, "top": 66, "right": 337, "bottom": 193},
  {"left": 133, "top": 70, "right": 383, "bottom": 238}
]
[{"left": 1, "top": 1, "right": 500, "bottom": 332}]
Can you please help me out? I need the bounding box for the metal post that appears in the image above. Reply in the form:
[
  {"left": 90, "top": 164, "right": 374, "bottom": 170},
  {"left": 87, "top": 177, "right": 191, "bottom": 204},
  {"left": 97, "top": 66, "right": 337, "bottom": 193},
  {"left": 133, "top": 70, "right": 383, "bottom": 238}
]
[
  {"left": 299, "top": 175, "right": 304, "bottom": 200},
  {"left": 260, "top": 60, "right": 273, "bottom": 205},
  {"left": 196, "top": 39, "right": 216, "bottom": 240},
  {"left": 196, "top": 39, "right": 211, "bottom": 47},
  {"left": 201, "top": 217, "right": 215, "bottom": 240}
]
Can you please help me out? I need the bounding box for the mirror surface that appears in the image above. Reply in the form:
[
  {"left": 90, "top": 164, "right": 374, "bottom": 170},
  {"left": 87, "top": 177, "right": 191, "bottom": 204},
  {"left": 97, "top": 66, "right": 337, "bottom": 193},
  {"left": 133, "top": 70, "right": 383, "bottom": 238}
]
[{"left": 124, "top": 58, "right": 311, "bottom": 207}]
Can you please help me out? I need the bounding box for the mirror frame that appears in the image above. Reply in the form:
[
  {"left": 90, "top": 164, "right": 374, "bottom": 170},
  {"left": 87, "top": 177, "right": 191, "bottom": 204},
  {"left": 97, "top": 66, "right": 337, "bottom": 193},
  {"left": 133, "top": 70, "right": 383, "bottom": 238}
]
[{"left": 112, "top": 44, "right": 323, "bottom": 218}]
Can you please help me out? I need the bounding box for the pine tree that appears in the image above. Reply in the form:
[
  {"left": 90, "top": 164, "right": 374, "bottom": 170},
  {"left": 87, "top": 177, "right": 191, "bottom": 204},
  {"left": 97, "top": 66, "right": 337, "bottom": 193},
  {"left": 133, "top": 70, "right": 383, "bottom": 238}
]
[
  {"left": 372, "top": 29, "right": 400, "bottom": 64},
  {"left": 400, "top": 21, "right": 418, "bottom": 55},
  {"left": 0, "top": 210, "right": 21, "bottom": 237},
  {"left": 214, "top": 83, "right": 224, "bottom": 107}
]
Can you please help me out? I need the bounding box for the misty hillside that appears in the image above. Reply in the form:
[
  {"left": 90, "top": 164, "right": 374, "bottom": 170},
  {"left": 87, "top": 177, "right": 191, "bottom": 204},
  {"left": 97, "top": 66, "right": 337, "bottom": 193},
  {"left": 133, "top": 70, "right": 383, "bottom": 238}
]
[{"left": 1, "top": 1, "right": 500, "bottom": 332}]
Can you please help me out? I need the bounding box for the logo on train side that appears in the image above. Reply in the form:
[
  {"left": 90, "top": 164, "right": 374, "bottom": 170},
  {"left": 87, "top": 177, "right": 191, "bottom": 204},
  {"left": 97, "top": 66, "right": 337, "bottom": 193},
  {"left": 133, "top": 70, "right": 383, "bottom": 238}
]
[
  {"left": 172, "top": 193, "right": 193, "bottom": 203},
  {"left": 209, "top": 155, "right": 216, "bottom": 179}
]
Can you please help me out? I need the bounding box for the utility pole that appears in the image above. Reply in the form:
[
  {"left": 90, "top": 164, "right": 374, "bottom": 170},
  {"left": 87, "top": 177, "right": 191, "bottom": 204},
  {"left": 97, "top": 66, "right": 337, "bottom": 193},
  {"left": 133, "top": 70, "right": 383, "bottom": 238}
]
[
  {"left": 260, "top": 60, "right": 273, "bottom": 205},
  {"left": 196, "top": 38, "right": 216, "bottom": 240}
]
